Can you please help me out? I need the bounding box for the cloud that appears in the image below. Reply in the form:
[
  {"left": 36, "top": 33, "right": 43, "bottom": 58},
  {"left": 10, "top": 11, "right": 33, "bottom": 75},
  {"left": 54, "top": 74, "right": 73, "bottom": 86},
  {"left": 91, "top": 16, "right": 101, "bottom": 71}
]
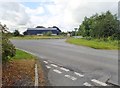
[
  {"left": 25, "top": 6, "right": 44, "bottom": 15},
  {"left": 0, "top": 2, "right": 31, "bottom": 33},
  {"left": 70, "top": 1, "right": 118, "bottom": 23},
  {"left": 42, "top": 0, "right": 118, "bottom": 31},
  {"left": 0, "top": 2, "right": 30, "bottom": 25},
  {"left": 0, "top": 0, "right": 119, "bottom": 33}
]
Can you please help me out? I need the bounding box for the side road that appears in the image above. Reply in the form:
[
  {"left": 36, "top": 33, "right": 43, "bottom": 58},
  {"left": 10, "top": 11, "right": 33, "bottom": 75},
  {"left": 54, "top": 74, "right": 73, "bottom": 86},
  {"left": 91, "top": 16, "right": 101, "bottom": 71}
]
[{"left": 2, "top": 49, "right": 48, "bottom": 86}]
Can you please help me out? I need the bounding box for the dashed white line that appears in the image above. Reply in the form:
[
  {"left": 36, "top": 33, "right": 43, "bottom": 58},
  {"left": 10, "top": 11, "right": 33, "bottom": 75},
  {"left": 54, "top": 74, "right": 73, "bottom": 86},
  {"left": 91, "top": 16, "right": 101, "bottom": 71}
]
[
  {"left": 51, "top": 64, "right": 58, "bottom": 67},
  {"left": 71, "top": 76, "right": 77, "bottom": 80},
  {"left": 43, "top": 61, "right": 48, "bottom": 64},
  {"left": 83, "top": 82, "right": 93, "bottom": 86},
  {"left": 46, "top": 65, "right": 51, "bottom": 69},
  {"left": 48, "top": 60, "right": 53, "bottom": 63},
  {"left": 60, "top": 67, "right": 69, "bottom": 72},
  {"left": 74, "top": 72, "right": 84, "bottom": 77},
  {"left": 91, "top": 79, "right": 108, "bottom": 86},
  {"left": 53, "top": 69, "right": 62, "bottom": 74},
  {"left": 64, "top": 75, "right": 77, "bottom": 81}
]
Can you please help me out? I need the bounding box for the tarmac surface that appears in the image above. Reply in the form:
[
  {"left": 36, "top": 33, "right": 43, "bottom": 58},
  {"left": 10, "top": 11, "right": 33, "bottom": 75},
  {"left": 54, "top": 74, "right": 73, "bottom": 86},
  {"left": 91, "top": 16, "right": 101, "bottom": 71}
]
[{"left": 11, "top": 39, "right": 119, "bottom": 86}]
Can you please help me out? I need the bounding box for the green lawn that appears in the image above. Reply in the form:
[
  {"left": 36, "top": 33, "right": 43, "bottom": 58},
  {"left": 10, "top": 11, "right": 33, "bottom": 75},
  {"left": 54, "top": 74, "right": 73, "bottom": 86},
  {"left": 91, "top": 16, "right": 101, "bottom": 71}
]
[
  {"left": 11, "top": 35, "right": 65, "bottom": 40},
  {"left": 12, "top": 49, "right": 36, "bottom": 60},
  {"left": 66, "top": 38, "right": 118, "bottom": 50}
]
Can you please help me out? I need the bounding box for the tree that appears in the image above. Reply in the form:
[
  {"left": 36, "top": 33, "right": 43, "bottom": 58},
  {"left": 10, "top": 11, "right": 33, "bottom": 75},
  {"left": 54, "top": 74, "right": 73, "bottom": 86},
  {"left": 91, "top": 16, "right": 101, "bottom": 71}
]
[
  {"left": 71, "top": 31, "right": 75, "bottom": 36},
  {"left": 74, "top": 28, "right": 78, "bottom": 36},
  {"left": 60, "top": 32, "right": 67, "bottom": 36},
  {"left": 13, "top": 30, "right": 20, "bottom": 36},
  {"left": 36, "top": 26, "right": 45, "bottom": 28},
  {"left": 78, "top": 11, "right": 119, "bottom": 40},
  {"left": 46, "top": 31, "right": 52, "bottom": 36},
  {"left": 43, "top": 31, "right": 52, "bottom": 36},
  {"left": 78, "top": 17, "right": 92, "bottom": 37},
  {"left": 23, "top": 31, "right": 27, "bottom": 35},
  {"left": 92, "top": 11, "right": 118, "bottom": 38},
  {"left": 0, "top": 23, "right": 16, "bottom": 61}
]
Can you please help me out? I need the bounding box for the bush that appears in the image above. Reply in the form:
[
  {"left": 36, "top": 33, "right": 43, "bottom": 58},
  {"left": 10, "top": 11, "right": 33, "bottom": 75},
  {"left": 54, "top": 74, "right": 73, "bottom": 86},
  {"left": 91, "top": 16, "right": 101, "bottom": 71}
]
[
  {"left": 84, "top": 37, "right": 92, "bottom": 40},
  {"left": 43, "top": 31, "right": 52, "bottom": 36},
  {"left": 13, "top": 30, "right": 20, "bottom": 36},
  {"left": 0, "top": 23, "right": 16, "bottom": 61}
]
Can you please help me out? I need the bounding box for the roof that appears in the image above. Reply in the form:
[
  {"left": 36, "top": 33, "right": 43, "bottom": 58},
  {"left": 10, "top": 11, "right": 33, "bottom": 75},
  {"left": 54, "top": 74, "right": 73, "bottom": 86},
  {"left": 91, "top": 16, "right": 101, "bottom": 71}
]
[
  {"left": 25, "top": 28, "right": 61, "bottom": 35},
  {"left": 27, "top": 28, "right": 57, "bottom": 31}
]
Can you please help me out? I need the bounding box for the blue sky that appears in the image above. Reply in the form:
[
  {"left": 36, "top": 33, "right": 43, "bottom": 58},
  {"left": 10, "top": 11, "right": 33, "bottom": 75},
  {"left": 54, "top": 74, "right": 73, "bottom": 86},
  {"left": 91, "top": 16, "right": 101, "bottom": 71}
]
[{"left": 22, "top": 2, "right": 40, "bottom": 9}]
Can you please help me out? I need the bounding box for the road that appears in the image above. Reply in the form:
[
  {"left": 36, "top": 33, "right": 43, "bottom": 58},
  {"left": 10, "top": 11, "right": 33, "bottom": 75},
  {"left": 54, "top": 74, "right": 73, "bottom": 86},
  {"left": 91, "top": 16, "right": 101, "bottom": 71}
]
[{"left": 11, "top": 39, "right": 119, "bottom": 86}]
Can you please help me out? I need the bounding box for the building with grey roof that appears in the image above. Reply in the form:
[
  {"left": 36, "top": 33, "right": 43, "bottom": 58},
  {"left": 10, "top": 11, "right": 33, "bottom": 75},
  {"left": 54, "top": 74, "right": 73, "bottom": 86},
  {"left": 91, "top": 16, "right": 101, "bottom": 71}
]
[{"left": 23, "top": 28, "right": 61, "bottom": 35}]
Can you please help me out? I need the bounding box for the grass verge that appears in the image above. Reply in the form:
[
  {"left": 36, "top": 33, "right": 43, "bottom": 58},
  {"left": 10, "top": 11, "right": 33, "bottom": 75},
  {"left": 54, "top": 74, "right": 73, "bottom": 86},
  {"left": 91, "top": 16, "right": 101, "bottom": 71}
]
[
  {"left": 12, "top": 49, "right": 36, "bottom": 60},
  {"left": 2, "top": 49, "right": 45, "bottom": 86},
  {"left": 66, "top": 37, "right": 118, "bottom": 50},
  {"left": 11, "top": 35, "right": 65, "bottom": 40}
]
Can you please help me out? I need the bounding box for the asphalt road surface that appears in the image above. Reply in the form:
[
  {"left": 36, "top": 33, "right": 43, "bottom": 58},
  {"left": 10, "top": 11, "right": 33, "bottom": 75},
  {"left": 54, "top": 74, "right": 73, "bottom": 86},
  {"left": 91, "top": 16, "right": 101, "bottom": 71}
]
[{"left": 11, "top": 39, "right": 119, "bottom": 86}]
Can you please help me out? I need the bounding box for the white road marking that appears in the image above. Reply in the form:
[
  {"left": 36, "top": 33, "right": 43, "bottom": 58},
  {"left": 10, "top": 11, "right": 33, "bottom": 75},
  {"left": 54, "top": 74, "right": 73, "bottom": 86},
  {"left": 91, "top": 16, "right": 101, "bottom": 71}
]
[
  {"left": 35, "top": 64, "right": 38, "bottom": 86},
  {"left": 91, "top": 79, "right": 108, "bottom": 86},
  {"left": 64, "top": 75, "right": 77, "bottom": 80},
  {"left": 51, "top": 64, "right": 58, "bottom": 67},
  {"left": 74, "top": 72, "right": 84, "bottom": 77},
  {"left": 60, "top": 67, "right": 69, "bottom": 72},
  {"left": 43, "top": 61, "right": 48, "bottom": 64},
  {"left": 71, "top": 76, "right": 77, "bottom": 80},
  {"left": 83, "top": 82, "right": 93, "bottom": 86},
  {"left": 48, "top": 60, "right": 53, "bottom": 63},
  {"left": 53, "top": 69, "right": 62, "bottom": 74},
  {"left": 46, "top": 65, "right": 51, "bottom": 69}
]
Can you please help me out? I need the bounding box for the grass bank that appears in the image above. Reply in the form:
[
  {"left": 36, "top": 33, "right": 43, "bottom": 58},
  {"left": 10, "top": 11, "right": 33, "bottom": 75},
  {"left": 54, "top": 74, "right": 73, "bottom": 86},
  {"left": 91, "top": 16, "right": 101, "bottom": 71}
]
[
  {"left": 11, "top": 35, "right": 66, "bottom": 40},
  {"left": 66, "top": 37, "right": 118, "bottom": 50}
]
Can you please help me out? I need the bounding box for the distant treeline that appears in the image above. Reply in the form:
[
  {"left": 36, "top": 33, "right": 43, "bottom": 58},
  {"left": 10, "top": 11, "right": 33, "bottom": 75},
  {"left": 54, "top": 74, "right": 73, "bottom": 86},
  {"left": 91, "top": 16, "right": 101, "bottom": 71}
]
[{"left": 76, "top": 11, "right": 119, "bottom": 40}]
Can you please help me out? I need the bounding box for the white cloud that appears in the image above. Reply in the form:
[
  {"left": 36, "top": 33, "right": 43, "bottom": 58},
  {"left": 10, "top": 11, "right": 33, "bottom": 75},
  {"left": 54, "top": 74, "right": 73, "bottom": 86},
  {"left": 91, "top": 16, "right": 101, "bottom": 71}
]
[
  {"left": 42, "top": 0, "right": 118, "bottom": 31},
  {"left": 26, "top": 6, "right": 44, "bottom": 15},
  {"left": 0, "top": 2, "right": 31, "bottom": 33},
  {"left": 0, "top": 0, "right": 118, "bottom": 33}
]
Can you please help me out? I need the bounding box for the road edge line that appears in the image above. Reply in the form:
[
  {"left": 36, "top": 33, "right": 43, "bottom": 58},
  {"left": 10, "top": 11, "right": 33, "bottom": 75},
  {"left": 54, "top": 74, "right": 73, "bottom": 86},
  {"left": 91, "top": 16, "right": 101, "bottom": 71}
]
[
  {"left": 91, "top": 79, "right": 108, "bottom": 86},
  {"left": 35, "top": 64, "right": 38, "bottom": 86}
]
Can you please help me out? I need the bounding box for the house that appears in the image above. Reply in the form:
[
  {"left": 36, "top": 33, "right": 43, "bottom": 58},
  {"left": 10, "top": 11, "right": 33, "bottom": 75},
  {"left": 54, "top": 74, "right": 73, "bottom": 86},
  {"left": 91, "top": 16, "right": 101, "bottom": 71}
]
[{"left": 23, "top": 27, "right": 61, "bottom": 35}]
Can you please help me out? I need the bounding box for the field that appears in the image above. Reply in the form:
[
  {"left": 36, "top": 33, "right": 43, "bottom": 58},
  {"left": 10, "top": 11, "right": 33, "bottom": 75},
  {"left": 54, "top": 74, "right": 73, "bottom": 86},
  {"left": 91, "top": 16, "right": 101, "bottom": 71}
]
[{"left": 11, "top": 35, "right": 65, "bottom": 40}]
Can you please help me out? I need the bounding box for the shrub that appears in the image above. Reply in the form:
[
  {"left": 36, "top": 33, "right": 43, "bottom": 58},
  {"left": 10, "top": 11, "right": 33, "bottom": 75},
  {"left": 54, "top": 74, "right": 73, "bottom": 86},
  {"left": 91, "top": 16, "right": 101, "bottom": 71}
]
[
  {"left": 13, "top": 30, "right": 20, "bottom": 36},
  {"left": 0, "top": 23, "right": 16, "bottom": 61},
  {"left": 43, "top": 31, "right": 52, "bottom": 36}
]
